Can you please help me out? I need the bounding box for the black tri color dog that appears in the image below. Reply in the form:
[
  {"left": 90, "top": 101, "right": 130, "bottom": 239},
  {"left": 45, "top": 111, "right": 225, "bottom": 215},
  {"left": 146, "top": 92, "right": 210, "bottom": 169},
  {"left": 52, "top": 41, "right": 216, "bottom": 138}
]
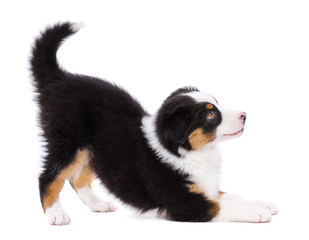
[{"left": 30, "top": 22, "right": 278, "bottom": 225}]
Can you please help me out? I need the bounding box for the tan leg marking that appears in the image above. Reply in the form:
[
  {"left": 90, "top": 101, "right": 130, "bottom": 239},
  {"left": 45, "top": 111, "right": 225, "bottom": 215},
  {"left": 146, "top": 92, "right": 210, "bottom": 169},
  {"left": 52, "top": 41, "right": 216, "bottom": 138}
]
[
  {"left": 187, "top": 183, "right": 204, "bottom": 195},
  {"left": 187, "top": 183, "right": 221, "bottom": 218},
  {"left": 209, "top": 200, "right": 220, "bottom": 218},
  {"left": 71, "top": 165, "right": 96, "bottom": 190},
  {"left": 42, "top": 149, "right": 90, "bottom": 211}
]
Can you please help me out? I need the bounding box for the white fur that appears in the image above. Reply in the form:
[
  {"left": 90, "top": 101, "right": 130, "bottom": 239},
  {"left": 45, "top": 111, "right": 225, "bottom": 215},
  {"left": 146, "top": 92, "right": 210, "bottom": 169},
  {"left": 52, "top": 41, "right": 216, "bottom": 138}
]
[
  {"left": 70, "top": 22, "right": 84, "bottom": 33},
  {"left": 220, "top": 193, "right": 279, "bottom": 215},
  {"left": 184, "top": 144, "right": 222, "bottom": 199},
  {"left": 45, "top": 199, "right": 71, "bottom": 225},
  {"left": 185, "top": 91, "right": 218, "bottom": 106},
  {"left": 77, "top": 186, "right": 117, "bottom": 212},
  {"left": 213, "top": 193, "right": 278, "bottom": 222},
  {"left": 142, "top": 114, "right": 188, "bottom": 170},
  {"left": 213, "top": 199, "right": 273, "bottom": 223}
]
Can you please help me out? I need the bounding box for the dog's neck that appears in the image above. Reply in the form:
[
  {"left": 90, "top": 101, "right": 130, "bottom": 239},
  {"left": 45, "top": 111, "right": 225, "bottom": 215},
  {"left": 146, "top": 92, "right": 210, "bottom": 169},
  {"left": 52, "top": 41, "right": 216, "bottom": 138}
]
[
  {"left": 142, "top": 114, "right": 223, "bottom": 199},
  {"left": 142, "top": 114, "right": 188, "bottom": 170}
]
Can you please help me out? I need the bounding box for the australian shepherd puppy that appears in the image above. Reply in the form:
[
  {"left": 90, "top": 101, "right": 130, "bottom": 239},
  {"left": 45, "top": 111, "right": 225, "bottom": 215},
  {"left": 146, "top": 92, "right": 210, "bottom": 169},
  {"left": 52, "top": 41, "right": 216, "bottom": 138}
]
[{"left": 30, "top": 22, "right": 278, "bottom": 225}]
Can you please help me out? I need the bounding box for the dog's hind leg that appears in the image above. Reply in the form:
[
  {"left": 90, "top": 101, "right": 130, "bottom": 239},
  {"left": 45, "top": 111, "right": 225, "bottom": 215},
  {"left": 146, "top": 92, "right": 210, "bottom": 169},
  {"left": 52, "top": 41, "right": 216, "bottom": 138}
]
[
  {"left": 39, "top": 148, "right": 89, "bottom": 225},
  {"left": 70, "top": 163, "right": 117, "bottom": 213}
]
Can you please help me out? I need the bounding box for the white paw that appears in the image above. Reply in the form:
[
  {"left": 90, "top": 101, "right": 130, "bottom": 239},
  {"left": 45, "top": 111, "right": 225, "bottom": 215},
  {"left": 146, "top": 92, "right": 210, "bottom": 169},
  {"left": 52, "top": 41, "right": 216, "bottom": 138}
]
[
  {"left": 245, "top": 206, "right": 272, "bottom": 223},
  {"left": 76, "top": 186, "right": 117, "bottom": 213},
  {"left": 45, "top": 200, "right": 71, "bottom": 225},
  {"left": 89, "top": 201, "right": 117, "bottom": 212},
  {"left": 254, "top": 201, "right": 279, "bottom": 215},
  {"left": 45, "top": 208, "right": 71, "bottom": 225},
  {"left": 47, "top": 212, "right": 71, "bottom": 225}
]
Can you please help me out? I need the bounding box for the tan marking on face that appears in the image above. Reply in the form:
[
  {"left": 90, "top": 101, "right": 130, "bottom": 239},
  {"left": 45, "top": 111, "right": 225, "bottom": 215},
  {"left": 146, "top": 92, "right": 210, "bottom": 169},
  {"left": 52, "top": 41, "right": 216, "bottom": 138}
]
[
  {"left": 188, "top": 128, "right": 215, "bottom": 150},
  {"left": 187, "top": 183, "right": 204, "bottom": 195},
  {"left": 42, "top": 149, "right": 91, "bottom": 211},
  {"left": 206, "top": 103, "right": 214, "bottom": 109}
]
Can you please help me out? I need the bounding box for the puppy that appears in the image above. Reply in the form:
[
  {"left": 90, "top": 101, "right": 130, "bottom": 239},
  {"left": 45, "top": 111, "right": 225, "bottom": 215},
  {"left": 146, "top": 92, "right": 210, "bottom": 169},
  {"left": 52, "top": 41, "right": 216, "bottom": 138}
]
[{"left": 30, "top": 22, "right": 278, "bottom": 225}]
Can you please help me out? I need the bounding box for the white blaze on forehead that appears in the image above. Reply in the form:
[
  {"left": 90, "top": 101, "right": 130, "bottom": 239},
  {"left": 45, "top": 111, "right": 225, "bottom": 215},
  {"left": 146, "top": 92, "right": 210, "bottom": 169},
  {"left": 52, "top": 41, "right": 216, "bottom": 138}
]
[{"left": 184, "top": 91, "right": 218, "bottom": 106}]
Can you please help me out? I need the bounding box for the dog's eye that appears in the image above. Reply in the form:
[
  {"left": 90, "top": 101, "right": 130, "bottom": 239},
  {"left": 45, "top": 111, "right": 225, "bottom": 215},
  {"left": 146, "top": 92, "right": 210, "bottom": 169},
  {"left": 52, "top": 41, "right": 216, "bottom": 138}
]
[{"left": 208, "top": 112, "right": 215, "bottom": 119}]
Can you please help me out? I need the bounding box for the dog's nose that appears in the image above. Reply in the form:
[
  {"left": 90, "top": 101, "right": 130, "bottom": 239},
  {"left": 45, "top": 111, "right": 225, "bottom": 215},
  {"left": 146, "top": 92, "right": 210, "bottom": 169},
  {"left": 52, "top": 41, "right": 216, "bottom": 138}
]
[{"left": 240, "top": 112, "right": 246, "bottom": 122}]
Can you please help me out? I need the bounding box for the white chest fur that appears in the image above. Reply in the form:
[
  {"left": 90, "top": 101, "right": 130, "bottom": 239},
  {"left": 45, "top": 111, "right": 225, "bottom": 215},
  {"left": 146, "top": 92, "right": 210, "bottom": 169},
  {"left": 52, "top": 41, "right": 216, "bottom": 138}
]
[{"left": 183, "top": 145, "right": 222, "bottom": 199}]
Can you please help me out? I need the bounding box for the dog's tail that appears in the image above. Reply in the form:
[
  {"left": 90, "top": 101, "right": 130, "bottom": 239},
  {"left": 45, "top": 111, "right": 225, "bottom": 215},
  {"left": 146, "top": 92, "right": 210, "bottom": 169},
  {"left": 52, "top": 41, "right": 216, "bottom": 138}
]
[{"left": 30, "top": 22, "right": 83, "bottom": 92}]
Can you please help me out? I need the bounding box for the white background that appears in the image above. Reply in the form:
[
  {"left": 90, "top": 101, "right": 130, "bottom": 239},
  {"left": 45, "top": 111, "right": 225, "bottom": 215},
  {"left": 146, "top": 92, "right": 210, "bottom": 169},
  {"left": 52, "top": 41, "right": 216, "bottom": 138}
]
[{"left": 1, "top": 0, "right": 309, "bottom": 239}]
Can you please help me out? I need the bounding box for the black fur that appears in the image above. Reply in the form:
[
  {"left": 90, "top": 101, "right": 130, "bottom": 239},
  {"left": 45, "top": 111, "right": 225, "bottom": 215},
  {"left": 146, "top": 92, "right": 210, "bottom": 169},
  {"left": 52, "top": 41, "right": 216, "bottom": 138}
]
[{"left": 30, "top": 22, "right": 219, "bottom": 222}]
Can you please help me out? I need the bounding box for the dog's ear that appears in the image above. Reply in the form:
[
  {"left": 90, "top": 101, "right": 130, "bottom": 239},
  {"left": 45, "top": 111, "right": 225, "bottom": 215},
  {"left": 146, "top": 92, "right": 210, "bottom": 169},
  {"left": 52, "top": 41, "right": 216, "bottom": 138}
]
[
  {"left": 156, "top": 96, "right": 192, "bottom": 156},
  {"left": 164, "top": 110, "right": 190, "bottom": 149}
]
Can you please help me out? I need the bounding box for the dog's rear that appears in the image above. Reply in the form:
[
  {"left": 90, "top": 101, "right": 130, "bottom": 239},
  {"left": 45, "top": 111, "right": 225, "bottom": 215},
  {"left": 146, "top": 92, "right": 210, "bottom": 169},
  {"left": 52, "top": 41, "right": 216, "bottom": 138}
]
[{"left": 30, "top": 23, "right": 119, "bottom": 225}]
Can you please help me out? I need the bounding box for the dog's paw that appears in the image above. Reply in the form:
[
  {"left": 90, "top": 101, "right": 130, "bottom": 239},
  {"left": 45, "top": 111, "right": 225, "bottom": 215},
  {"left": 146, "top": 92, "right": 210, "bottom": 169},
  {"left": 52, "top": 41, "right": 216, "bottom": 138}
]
[
  {"left": 45, "top": 200, "right": 71, "bottom": 225},
  {"left": 45, "top": 209, "right": 71, "bottom": 225},
  {"left": 89, "top": 201, "right": 117, "bottom": 212},
  {"left": 213, "top": 200, "right": 273, "bottom": 223},
  {"left": 253, "top": 201, "right": 279, "bottom": 215},
  {"left": 245, "top": 206, "right": 272, "bottom": 223}
]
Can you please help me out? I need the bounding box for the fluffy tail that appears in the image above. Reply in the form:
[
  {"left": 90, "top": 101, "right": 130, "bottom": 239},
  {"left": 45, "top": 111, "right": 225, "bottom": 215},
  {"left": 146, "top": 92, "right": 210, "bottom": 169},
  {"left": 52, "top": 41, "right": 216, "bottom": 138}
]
[{"left": 30, "top": 22, "right": 83, "bottom": 92}]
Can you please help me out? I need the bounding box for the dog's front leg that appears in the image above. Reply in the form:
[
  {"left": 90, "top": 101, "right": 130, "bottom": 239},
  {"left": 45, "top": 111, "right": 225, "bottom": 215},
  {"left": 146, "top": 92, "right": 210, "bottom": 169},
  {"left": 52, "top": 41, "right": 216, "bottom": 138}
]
[{"left": 212, "top": 193, "right": 278, "bottom": 223}]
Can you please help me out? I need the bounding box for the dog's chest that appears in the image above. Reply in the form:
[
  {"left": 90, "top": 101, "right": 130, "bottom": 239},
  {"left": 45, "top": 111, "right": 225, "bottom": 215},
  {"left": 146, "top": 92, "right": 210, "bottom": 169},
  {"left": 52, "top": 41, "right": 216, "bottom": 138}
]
[{"left": 184, "top": 145, "right": 222, "bottom": 200}]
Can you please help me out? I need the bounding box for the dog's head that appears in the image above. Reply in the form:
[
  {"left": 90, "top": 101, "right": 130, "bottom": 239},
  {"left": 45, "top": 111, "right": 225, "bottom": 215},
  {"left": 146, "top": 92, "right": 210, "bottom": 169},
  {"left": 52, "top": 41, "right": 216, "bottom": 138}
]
[{"left": 155, "top": 87, "right": 246, "bottom": 156}]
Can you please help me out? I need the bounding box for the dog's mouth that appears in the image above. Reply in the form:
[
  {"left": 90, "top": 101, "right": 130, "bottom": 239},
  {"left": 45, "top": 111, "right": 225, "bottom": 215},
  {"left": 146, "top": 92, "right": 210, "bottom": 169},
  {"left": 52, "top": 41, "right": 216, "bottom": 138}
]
[{"left": 223, "top": 128, "right": 244, "bottom": 137}]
